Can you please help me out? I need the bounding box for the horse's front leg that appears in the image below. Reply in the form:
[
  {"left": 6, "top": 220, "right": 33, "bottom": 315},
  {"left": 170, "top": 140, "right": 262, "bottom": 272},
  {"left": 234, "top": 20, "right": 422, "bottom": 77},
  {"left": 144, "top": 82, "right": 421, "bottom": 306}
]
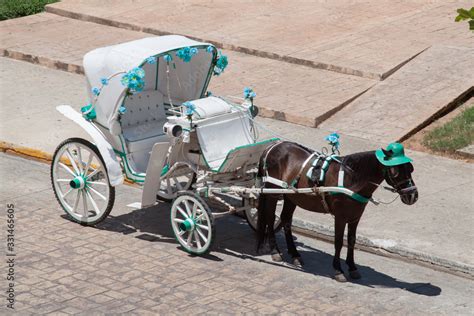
[
  {"left": 346, "top": 219, "right": 362, "bottom": 279},
  {"left": 333, "top": 216, "right": 348, "bottom": 282}
]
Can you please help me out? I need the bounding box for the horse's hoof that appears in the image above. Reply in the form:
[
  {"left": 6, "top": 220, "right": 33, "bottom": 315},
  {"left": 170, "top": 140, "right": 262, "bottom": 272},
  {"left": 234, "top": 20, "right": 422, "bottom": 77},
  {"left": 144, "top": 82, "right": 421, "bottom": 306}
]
[
  {"left": 334, "top": 271, "right": 348, "bottom": 283},
  {"left": 349, "top": 269, "right": 361, "bottom": 279},
  {"left": 271, "top": 253, "right": 283, "bottom": 262},
  {"left": 292, "top": 257, "right": 304, "bottom": 267}
]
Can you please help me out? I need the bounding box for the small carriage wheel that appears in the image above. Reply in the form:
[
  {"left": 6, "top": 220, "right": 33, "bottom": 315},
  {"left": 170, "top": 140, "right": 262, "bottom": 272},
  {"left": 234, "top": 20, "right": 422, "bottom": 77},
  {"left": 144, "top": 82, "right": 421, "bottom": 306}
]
[
  {"left": 51, "top": 138, "right": 115, "bottom": 225},
  {"left": 244, "top": 202, "right": 282, "bottom": 232},
  {"left": 157, "top": 165, "right": 195, "bottom": 202},
  {"left": 170, "top": 192, "right": 215, "bottom": 255}
]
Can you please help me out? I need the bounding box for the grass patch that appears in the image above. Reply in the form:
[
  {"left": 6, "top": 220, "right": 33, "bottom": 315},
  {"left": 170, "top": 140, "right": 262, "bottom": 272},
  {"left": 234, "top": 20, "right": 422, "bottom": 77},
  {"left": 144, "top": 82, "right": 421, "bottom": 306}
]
[
  {"left": 0, "top": 0, "right": 58, "bottom": 21},
  {"left": 423, "top": 105, "right": 474, "bottom": 153}
]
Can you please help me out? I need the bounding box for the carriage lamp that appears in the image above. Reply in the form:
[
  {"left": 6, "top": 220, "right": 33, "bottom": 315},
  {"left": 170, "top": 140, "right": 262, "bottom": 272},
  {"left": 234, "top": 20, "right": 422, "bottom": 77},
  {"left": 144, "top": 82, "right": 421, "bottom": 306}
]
[{"left": 163, "top": 122, "right": 183, "bottom": 138}]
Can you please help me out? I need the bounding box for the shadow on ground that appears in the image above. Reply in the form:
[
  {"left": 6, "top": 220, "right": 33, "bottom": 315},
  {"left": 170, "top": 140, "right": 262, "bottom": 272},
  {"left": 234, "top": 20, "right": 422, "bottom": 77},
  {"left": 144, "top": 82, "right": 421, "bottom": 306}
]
[{"left": 92, "top": 201, "right": 441, "bottom": 297}]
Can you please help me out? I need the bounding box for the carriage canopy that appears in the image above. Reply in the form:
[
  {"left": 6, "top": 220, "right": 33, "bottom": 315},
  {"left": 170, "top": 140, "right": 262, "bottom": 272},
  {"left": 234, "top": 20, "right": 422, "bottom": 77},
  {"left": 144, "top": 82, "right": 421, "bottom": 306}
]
[{"left": 83, "top": 35, "right": 218, "bottom": 127}]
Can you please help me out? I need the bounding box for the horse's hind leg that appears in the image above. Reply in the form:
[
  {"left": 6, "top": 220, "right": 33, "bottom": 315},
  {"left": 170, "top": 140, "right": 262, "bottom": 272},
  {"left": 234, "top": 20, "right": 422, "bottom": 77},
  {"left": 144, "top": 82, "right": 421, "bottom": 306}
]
[
  {"left": 346, "top": 219, "right": 361, "bottom": 279},
  {"left": 256, "top": 195, "right": 267, "bottom": 254},
  {"left": 281, "top": 197, "right": 303, "bottom": 266},
  {"left": 266, "top": 196, "right": 282, "bottom": 261},
  {"left": 333, "top": 216, "right": 348, "bottom": 282}
]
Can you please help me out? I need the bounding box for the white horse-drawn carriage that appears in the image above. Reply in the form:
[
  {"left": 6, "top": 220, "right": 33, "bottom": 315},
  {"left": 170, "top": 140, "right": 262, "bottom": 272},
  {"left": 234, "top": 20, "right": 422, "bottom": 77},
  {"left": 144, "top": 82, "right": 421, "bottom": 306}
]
[{"left": 51, "top": 35, "right": 280, "bottom": 254}]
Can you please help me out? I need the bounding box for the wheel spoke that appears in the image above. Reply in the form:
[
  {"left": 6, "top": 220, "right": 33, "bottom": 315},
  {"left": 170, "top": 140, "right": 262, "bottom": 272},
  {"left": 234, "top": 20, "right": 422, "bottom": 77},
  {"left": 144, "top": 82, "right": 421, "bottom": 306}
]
[
  {"left": 84, "top": 152, "right": 93, "bottom": 176},
  {"left": 192, "top": 203, "right": 198, "bottom": 217},
  {"left": 61, "top": 188, "right": 73, "bottom": 199},
  {"left": 177, "top": 206, "right": 188, "bottom": 219},
  {"left": 174, "top": 177, "right": 183, "bottom": 190},
  {"left": 86, "top": 190, "right": 100, "bottom": 216},
  {"left": 186, "top": 231, "right": 193, "bottom": 245},
  {"left": 88, "top": 185, "right": 106, "bottom": 201},
  {"left": 196, "top": 223, "right": 209, "bottom": 231},
  {"left": 56, "top": 179, "right": 71, "bottom": 183},
  {"left": 196, "top": 227, "right": 208, "bottom": 243},
  {"left": 194, "top": 231, "right": 202, "bottom": 249},
  {"left": 65, "top": 148, "right": 80, "bottom": 175},
  {"left": 76, "top": 145, "right": 84, "bottom": 174},
  {"left": 184, "top": 200, "right": 192, "bottom": 217},
  {"left": 86, "top": 167, "right": 100, "bottom": 180},
  {"left": 59, "top": 162, "right": 76, "bottom": 177},
  {"left": 82, "top": 190, "right": 88, "bottom": 218},
  {"left": 173, "top": 218, "right": 184, "bottom": 223},
  {"left": 72, "top": 190, "right": 81, "bottom": 213},
  {"left": 87, "top": 181, "right": 107, "bottom": 186}
]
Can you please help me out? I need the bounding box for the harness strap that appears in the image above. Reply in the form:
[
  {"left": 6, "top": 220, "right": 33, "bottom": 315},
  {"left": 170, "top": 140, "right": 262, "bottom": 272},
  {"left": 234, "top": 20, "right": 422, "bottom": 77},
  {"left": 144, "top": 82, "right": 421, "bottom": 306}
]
[
  {"left": 290, "top": 152, "right": 318, "bottom": 187},
  {"left": 262, "top": 176, "right": 289, "bottom": 189}
]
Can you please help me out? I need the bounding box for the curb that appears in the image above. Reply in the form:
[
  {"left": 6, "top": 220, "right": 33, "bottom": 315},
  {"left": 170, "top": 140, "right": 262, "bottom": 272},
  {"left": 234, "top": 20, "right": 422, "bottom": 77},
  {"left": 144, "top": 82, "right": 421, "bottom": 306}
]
[
  {"left": 2, "top": 141, "right": 472, "bottom": 278},
  {"left": 291, "top": 217, "right": 474, "bottom": 279}
]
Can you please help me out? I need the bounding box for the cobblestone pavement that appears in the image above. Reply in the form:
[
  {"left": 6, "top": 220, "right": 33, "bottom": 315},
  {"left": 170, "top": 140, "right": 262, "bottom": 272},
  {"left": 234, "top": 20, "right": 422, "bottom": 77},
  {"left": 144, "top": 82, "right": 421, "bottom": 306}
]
[{"left": 1, "top": 153, "right": 473, "bottom": 315}]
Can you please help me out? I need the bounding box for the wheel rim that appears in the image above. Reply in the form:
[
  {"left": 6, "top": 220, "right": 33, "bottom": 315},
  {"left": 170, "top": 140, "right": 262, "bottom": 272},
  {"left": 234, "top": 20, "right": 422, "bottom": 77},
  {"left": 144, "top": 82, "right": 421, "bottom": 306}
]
[
  {"left": 171, "top": 195, "right": 213, "bottom": 254},
  {"left": 52, "top": 142, "right": 110, "bottom": 223},
  {"left": 158, "top": 165, "right": 194, "bottom": 200}
]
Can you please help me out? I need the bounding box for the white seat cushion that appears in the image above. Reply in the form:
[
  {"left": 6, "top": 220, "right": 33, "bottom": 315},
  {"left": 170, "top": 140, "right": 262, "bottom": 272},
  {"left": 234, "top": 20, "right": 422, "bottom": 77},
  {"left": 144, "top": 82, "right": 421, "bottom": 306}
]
[{"left": 190, "top": 96, "right": 232, "bottom": 119}]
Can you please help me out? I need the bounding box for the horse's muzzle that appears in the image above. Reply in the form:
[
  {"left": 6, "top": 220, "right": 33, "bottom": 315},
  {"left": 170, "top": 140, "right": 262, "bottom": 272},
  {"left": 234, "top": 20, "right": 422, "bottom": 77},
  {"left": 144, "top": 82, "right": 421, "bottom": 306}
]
[{"left": 400, "top": 186, "right": 418, "bottom": 205}]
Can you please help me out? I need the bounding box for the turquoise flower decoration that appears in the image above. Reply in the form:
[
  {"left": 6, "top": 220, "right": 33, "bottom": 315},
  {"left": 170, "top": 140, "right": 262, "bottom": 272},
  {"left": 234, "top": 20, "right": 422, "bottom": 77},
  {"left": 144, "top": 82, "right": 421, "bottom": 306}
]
[
  {"left": 163, "top": 54, "right": 173, "bottom": 63},
  {"left": 118, "top": 106, "right": 127, "bottom": 114},
  {"left": 121, "top": 67, "right": 145, "bottom": 93},
  {"left": 92, "top": 87, "right": 101, "bottom": 96},
  {"left": 182, "top": 101, "right": 196, "bottom": 116},
  {"left": 213, "top": 54, "right": 228, "bottom": 75},
  {"left": 100, "top": 78, "right": 109, "bottom": 85},
  {"left": 243, "top": 87, "right": 256, "bottom": 100},
  {"left": 81, "top": 103, "right": 96, "bottom": 120},
  {"left": 176, "top": 47, "right": 198, "bottom": 63},
  {"left": 325, "top": 133, "right": 340, "bottom": 150},
  {"left": 146, "top": 56, "right": 157, "bottom": 64},
  {"left": 206, "top": 45, "right": 214, "bottom": 53}
]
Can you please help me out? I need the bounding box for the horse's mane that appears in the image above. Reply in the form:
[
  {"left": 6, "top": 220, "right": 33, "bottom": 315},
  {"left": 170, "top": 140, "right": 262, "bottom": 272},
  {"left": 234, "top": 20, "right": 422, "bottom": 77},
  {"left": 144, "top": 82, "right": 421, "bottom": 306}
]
[{"left": 341, "top": 151, "right": 380, "bottom": 191}]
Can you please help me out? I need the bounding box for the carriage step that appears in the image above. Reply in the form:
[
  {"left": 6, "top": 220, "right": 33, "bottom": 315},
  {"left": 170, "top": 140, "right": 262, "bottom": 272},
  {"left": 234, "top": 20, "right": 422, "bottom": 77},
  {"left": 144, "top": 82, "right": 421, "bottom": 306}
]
[{"left": 127, "top": 202, "right": 143, "bottom": 209}]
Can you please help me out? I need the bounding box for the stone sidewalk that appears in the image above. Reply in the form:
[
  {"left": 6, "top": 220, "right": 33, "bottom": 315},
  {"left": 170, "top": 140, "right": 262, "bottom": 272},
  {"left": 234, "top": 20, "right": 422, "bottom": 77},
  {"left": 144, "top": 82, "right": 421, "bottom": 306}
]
[
  {"left": 1, "top": 57, "right": 473, "bottom": 277},
  {"left": 45, "top": 0, "right": 474, "bottom": 79},
  {"left": 320, "top": 45, "right": 474, "bottom": 143},
  {"left": 0, "top": 13, "right": 375, "bottom": 128},
  {"left": 2, "top": 153, "right": 474, "bottom": 314}
]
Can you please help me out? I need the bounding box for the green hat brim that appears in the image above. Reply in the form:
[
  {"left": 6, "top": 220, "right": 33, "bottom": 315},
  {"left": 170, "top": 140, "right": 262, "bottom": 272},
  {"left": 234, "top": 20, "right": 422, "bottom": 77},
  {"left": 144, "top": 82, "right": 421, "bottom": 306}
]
[{"left": 375, "top": 149, "right": 412, "bottom": 166}]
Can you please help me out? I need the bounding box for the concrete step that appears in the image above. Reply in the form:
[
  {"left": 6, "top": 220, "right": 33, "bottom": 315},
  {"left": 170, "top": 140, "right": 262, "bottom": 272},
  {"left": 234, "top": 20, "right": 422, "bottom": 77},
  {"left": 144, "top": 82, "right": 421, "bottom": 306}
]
[
  {"left": 320, "top": 45, "right": 474, "bottom": 143},
  {"left": 44, "top": 0, "right": 473, "bottom": 80},
  {"left": 0, "top": 13, "right": 375, "bottom": 128}
]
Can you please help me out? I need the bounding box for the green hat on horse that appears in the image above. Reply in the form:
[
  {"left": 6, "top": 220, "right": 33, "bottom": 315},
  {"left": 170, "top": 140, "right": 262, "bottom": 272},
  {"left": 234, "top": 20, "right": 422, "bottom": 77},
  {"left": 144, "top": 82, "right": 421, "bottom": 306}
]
[{"left": 375, "top": 142, "right": 412, "bottom": 166}]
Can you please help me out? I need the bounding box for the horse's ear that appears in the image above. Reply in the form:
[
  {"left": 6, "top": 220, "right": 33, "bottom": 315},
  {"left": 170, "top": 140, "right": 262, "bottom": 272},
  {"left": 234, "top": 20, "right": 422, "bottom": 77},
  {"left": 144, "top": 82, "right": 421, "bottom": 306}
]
[{"left": 382, "top": 149, "right": 393, "bottom": 159}]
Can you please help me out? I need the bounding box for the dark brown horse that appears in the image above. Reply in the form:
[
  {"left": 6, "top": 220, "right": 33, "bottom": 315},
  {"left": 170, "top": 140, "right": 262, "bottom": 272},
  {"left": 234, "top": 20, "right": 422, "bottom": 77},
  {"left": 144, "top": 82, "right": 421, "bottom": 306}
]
[{"left": 256, "top": 141, "right": 418, "bottom": 282}]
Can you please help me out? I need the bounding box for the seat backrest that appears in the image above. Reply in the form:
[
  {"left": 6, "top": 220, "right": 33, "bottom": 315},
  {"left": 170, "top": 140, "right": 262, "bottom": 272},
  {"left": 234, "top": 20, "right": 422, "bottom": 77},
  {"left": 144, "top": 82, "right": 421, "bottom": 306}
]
[
  {"left": 196, "top": 112, "right": 255, "bottom": 170},
  {"left": 120, "top": 91, "right": 168, "bottom": 143},
  {"left": 121, "top": 91, "right": 166, "bottom": 128}
]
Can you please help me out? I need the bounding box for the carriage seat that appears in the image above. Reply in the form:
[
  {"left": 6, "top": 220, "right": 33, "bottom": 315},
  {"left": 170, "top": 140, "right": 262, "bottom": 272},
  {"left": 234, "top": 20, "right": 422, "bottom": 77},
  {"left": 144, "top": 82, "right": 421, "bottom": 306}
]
[
  {"left": 190, "top": 96, "right": 233, "bottom": 120},
  {"left": 120, "top": 91, "right": 169, "bottom": 153}
]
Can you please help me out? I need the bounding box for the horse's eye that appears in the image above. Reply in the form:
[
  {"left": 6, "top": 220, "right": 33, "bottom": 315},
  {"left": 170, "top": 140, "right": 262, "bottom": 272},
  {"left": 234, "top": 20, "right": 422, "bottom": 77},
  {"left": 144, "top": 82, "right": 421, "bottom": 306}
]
[{"left": 389, "top": 167, "right": 399, "bottom": 177}]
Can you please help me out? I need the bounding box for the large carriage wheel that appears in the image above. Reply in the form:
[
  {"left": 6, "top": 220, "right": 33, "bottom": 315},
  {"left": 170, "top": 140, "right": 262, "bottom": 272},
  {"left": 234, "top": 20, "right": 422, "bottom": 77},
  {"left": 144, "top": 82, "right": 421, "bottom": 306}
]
[
  {"left": 170, "top": 192, "right": 215, "bottom": 255},
  {"left": 157, "top": 164, "right": 195, "bottom": 202},
  {"left": 244, "top": 198, "right": 282, "bottom": 232},
  {"left": 51, "top": 138, "right": 115, "bottom": 225}
]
